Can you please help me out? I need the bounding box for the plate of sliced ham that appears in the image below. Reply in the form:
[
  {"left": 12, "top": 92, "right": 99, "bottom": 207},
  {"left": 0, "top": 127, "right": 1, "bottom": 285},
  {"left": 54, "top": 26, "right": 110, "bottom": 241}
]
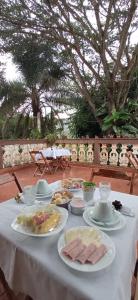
[{"left": 58, "top": 226, "right": 115, "bottom": 272}]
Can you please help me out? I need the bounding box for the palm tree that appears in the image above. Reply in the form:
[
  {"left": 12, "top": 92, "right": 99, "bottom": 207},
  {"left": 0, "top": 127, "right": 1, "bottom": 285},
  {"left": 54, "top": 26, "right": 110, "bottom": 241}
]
[
  {"left": 13, "top": 37, "right": 65, "bottom": 129},
  {"left": 0, "top": 37, "right": 69, "bottom": 137}
]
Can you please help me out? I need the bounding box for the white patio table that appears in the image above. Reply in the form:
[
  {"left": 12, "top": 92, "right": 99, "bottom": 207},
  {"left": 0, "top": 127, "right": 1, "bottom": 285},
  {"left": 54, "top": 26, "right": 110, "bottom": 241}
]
[
  {"left": 0, "top": 183, "right": 138, "bottom": 300},
  {"left": 36, "top": 147, "right": 71, "bottom": 160}
]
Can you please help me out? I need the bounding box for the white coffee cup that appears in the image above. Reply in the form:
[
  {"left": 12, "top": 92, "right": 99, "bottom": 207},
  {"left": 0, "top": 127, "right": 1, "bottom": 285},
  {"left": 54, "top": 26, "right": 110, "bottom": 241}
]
[
  {"left": 92, "top": 201, "right": 114, "bottom": 222},
  {"left": 36, "top": 179, "right": 52, "bottom": 195}
]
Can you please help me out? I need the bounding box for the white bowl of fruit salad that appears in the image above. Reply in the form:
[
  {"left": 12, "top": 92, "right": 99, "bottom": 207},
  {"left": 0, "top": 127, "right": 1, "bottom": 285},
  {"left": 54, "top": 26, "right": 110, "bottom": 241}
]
[{"left": 61, "top": 178, "right": 84, "bottom": 191}]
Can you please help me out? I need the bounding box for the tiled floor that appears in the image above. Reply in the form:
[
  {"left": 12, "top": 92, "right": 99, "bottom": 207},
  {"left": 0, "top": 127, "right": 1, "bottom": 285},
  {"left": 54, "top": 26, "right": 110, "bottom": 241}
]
[{"left": 0, "top": 164, "right": 138, "bottom": 201}]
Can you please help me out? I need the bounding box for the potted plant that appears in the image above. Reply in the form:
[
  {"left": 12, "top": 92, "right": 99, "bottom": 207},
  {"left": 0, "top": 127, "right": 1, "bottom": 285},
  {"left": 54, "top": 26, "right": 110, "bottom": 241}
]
[
  {"left": 46, "top": 133, "right": 57, "bottom": 147},
  {"left": 82, "top": 181, "right": 96, "bottom": 203}
]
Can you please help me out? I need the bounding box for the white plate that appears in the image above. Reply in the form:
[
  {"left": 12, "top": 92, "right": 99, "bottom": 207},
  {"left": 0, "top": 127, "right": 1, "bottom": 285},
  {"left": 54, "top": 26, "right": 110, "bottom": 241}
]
[
  {"left": 62, "top": 178, "right": 83, "bottom": 192},
  {"left": 19, "top": 192, "right": 53, "bottom": 200},
  {"left": 83, "top": 208, "right": 126, "bottom": 231},
  {"left": 58, "top": 226, "right": 115, "bottom": 272},
  {"left": 88, "top": 209, "right": 120, "bottom": 227},
  {"left": 11, "top": 205, "right": 68, "bottom": 237},
  {"left": 35, "top": 192, "right": 53, "bottom": 199},
  {"left": 36, "top": 192, "right": 52, "bottom": 196},
  {"left": 68, "top": 188, "right": 82, "bottom": 192}
]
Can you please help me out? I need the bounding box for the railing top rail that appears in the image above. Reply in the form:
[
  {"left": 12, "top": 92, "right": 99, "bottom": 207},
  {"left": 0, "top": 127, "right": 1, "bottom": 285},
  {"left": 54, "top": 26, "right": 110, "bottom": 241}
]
[{"left": 0, "top": 137, "right": 138, "bottom": 146}]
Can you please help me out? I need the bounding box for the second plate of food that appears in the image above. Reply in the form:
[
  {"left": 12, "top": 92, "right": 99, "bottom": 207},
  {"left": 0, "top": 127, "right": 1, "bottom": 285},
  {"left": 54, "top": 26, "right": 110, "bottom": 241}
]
[
  {"left": 58, "top": 226, "right": 115, "bottom": 272},
  {"left": 51, "top": 190, "right": 73, "bottom": 209},
  {"left": 11, "top": 204, "right": 68, "bottom": 237},
  {"left": 61, "top": 178, "right": 84, "bottom": 191}
]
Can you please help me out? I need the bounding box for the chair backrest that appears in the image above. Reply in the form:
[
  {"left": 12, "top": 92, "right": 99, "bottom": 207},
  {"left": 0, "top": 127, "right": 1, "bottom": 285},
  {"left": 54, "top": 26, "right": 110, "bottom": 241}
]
[
  {"left": 29, "top": 150, "right": 39, "bottom": 162},
  {"left": 126, "top": 152, "right": 138, "bottom": 169},
  {"left": 0, "top": 172, "right": 22, "bottom": 192},
  {"left": 39, "top": 151, "right": 51, "bottom": 165}
]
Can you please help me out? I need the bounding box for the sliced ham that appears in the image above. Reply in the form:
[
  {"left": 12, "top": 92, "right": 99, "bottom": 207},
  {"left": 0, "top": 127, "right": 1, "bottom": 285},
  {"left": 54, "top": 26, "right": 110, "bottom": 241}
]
[
  {"left": 67, "top": 241, "right": 86, "bottom": 261},
  {"left": 76, "top": 243, "right": 97, "bottom": 264},
  {"left": 33, "top": 213, "right": 49, "bottom": 225},
  {"left": 62, "top": 238, "right": 81, "bottom": 255},
  {"left": 88, "top": 244, "right": 107, "bottom": 264}
]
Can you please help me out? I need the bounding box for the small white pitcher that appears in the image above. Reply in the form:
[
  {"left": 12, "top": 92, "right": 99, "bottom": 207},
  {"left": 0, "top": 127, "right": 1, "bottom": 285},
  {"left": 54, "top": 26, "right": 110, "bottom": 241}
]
[{"left": 21, "top": 185, "right": 35, "bottom": 205}]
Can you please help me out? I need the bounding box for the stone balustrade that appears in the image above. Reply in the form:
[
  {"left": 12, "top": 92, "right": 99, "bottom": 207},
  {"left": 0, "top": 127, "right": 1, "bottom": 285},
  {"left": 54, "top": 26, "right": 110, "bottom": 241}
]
[{"left": 0, "top": 138, "right": 138, "bottom": 169}]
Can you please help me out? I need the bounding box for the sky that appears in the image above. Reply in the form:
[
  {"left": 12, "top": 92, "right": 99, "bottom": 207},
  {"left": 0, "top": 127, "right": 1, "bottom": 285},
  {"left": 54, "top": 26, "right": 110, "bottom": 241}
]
[{"left": 0, "top": 53, "right": 22, "bottom": 81}]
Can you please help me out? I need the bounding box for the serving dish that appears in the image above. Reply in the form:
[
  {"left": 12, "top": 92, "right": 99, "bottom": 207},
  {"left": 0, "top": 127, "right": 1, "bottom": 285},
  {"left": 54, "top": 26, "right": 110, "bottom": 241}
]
[
  {"left": 70, "top": 198, "right": 86, "bottom": 215},
  {"left": 11, "top": 204, "right": 68, "bottom": 237},
  {"left": 51, "top": 190, "right": 73, "bottom": 209},
  {"left": 61, "top": 178, "right": 84, "bottom": 191}
]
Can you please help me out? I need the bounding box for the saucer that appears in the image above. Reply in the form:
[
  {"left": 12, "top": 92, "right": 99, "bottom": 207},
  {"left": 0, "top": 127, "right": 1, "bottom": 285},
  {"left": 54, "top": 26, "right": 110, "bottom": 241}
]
[
  {"left": 36, "top": 192, "right": 53, "bottom": 199},
  {"left": 89, "top": 210, "right": 120, "bottom": 227},
  {"left": 83, "top": 207, "right": 126, "bottom": 231}
]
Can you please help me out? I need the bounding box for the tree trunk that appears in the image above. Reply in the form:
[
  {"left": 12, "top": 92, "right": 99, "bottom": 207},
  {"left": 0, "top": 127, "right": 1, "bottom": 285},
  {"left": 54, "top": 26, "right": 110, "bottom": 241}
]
[{"left": 31, "top": 87, "right": 41, "bottom": 132}]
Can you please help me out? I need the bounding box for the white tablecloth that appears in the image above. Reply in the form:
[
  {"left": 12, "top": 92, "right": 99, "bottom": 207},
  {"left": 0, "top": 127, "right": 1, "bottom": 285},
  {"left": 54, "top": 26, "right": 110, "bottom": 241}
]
[
  {"left": 36, "top": 147, "right": 71, "bottom": 160},
  {"left": 0, "top": 184, "right": 138, "bottom": 300}
]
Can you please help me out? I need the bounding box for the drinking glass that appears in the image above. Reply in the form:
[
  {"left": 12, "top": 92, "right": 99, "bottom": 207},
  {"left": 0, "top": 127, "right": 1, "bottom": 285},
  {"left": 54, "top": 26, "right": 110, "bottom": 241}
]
[
  {"left": 21, "top": 185, "right": 35, "bottom": 205},
  {"left": 99, "top": 182, "right": 111, "bottom": 201}
]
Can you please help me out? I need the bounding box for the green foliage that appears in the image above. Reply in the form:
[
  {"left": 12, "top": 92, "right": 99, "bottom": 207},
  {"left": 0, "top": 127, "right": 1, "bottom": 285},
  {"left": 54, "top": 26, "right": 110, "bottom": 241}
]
[
  {"left": 0, "top": 81, "right": 26, "bottom": 114},
  {"left": 0, "top": 37, "right": 71, "bottom": 138},
  {"left": 29, "top": 128, "right": 42, "bottom": 139},
  {"left": 0, "top": 0, "right": 138, "bottom": 124},
  {"left": 83, "top": 181, "right": 96, "bottom": 188},
  {"left": 69, "top": 99, "right": 102, "bottom": 137},
  {"left": 102, "top": 108, "right": 138, "bottom": 136},
  {"left": 0, "top": 2, "right": 138, "bottom": 138},
  {"left": 46, "top": 133, "right": 57, "bottom": 146},
  {"left": 12, "top": 37, "right": 65, "bottom": 88},
  {"left": 128, "top": 69, "right": 138, "bottom": 101}
]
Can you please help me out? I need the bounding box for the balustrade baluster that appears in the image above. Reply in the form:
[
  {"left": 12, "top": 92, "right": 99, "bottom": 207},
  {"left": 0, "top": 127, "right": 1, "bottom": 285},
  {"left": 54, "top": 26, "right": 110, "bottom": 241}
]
[
  {"left": 100, "top": 144, "right": 108, "bottom": 165},
  {"left": 86, "top": 144, "right": 94, "bottom": 162},
  {"left": 119, "top": 145, "right": 129, "bottom": 167},
  {"left": 79, "top": 144, "right": 85, "bottom": 162},
  {"left": 109, "top": 144, "right": 118, "bottom": 166}
]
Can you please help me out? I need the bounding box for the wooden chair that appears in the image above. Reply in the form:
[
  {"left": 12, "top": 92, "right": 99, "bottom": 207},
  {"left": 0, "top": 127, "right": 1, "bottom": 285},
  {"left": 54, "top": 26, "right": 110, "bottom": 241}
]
[
  {"left": 0, "top": 173, "right": 22, "bottom": 193},
  {"left": 126, "top": 152, "right": 138, "bottom": 169},
  {"left": 126, "top": 152, "right": 138, "bottom": 192},
  {"left": 60, "top": 156, "right": 71, "bottom": 169},
  {"left": 29, "top": 150, "right": 56, "bottom": 176},
  {"left": 0, "top": 266, "right": 32, "bottom": 300},
  {"left": 89, "top": 164, "right": 135, "bottom": 194}
]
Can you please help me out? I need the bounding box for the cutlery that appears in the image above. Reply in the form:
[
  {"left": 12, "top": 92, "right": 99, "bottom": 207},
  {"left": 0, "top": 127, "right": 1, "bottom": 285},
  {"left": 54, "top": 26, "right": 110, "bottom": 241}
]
[{"left": 120, "top": 206, "right": 135, "bottom": 217}]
